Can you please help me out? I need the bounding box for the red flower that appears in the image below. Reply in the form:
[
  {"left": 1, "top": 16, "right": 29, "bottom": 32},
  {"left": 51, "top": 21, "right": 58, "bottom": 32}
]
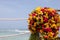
[
  {"left": 52, "top": 10, "right": 56, "bottom": 13},
  {"left": 42, "top": 24, "right": 45, "bottom": 29},
  {"left": 44, "top": 28, "right": 52, "bottom": 32},
  {"left": 52, "top": 12, "right": 55, "bottom": 16},
  {"left": 41, "top": 7, "right": 49, "bottom": 12},
  {"left": 49, "top": 12, "right": 54, "bottom": 16},
  {"left": 32, "top": 13, "right": 37, "bottom": 17},
  {"left": 42, "top": 24, "right": 44, "bottom": 27},
  {"left": 41, "top": 8, "right": 45, "bottom": 12},
  {"left": 37, "top": 28, "right": 40, "bottom": 32},
  {"left": 30, "top": 20, "right": 34, "bottom": 25},
  {"left": 43, "top": 16, "right": 48, "bottom": 22}
]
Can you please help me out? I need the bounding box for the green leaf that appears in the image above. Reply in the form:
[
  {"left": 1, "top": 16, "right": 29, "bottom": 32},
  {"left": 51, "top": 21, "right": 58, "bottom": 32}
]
[{"left": 29, "top": 33, "right": 40, "bottom": 40}]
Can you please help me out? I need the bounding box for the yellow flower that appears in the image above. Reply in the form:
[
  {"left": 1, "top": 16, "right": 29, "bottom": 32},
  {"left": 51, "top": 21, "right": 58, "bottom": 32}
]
[
  {"left": 44, "top": 23, "right": 49, "bottom": 28},
  {"left": 33, "top": 16, "right": 36, "bottom": 18},
  {"left": 48, "top": 8, "right": 54, "bottom": 12},
  {"left": 40, "top": 16, "right": 43, "bottom": 23},
  {"left": 51, "top": 17, "right": 54, "bottom": 20},
  {"left": 43, "top": 15, "right": 48, "bottom": 19},
  {"left": 46, "top": 25, "right": 49, "bottom": 28},
  {"left": 29, "top": 16, "right": 32, "bottom": 20},
  {"left": 36, "top": 17, "right": 39, "bottom": 20},
  {"left": 35, "top": 7, "right": 42, "bottom": 11},
  {"left": 51, "top": 20, "right": 55, "bottom": 23},
  {"left": 34, "top": 22, "right": 37, "bottom": 27},
  {"left": 44, "top": 12, "right": 48, "bottom": 18},
  {"left": 48, "top": 32, "right": 53, "bottom": 38},
  {"left": 51, "top": 24, "right": 57, "bottom": 28},
  {"left": 38, "top": 11, "right": 43, "bottom": 15},
  {"left": 45, "top": 15, "right": 48, "bottom": 18},
  {"left": 57, "top": 23, "right": 60, "bottom": 27},
  {"left": 31, "top": 27, "right": 36, "bottom": 31},
  {"left": 35, "top": 10, "right": 40, "bottom": 14},
  {"left": 35, "top": 10, "right": 43, "bottom": 15},
  {"left": 44, "top": 23, "right": 48, "bottom": 25}
]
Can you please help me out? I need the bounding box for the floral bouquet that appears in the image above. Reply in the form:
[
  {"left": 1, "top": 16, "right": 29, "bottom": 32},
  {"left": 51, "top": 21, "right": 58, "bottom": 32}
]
[{"left": 28, "top": 7, "right": 60, "bottom": 40}]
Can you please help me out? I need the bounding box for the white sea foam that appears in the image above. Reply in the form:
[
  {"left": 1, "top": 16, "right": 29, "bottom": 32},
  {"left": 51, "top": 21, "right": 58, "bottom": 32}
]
[
  {"left": 0, "top": 33, "right": 29, "bottom": 38},
  {"left": 15, "top": 29, "right": 30, "bottom": 33}
]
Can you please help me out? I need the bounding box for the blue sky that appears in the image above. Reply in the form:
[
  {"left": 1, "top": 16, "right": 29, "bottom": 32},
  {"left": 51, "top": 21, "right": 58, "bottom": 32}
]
[{"left": 0, "top": 0, "right": 60, "bottom": 29}]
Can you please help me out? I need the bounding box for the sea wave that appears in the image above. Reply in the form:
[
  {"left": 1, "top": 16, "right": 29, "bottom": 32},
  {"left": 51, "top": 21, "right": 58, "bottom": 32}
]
[
  {"left": 15, "top": 29, "right": 30, "bottom": 33},
  {"left": 0, "top": 33, "right": 30, "bottom": 38},
  {"left": 0, "top": 29, "right": 30, "bottom": 38}
]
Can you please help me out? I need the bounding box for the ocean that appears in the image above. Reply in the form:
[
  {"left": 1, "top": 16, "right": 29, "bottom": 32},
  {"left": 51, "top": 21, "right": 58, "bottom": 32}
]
[
  {"left": 0, "top": 29, "right": 60, "bottom": 40},
  {"left": 0, "top": 20, "right": 30, "bottom": 40},
  {"left": 0, "top": 29, "right": 30, "bottom": 40}
]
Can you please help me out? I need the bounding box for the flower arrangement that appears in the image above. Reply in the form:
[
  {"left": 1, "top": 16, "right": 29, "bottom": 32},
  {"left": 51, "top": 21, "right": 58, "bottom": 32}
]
[{"left": 28, "top": 7, "right": 60, "bottom": 40}]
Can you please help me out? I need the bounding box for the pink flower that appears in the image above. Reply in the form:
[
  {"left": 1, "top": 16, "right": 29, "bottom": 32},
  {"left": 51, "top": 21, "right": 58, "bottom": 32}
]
[
  {"left": 44, "top": 35, "right": 48, "bottom": 39},
  {"left": 56, "top": 27, "right": 59, "bottom": 30}
]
